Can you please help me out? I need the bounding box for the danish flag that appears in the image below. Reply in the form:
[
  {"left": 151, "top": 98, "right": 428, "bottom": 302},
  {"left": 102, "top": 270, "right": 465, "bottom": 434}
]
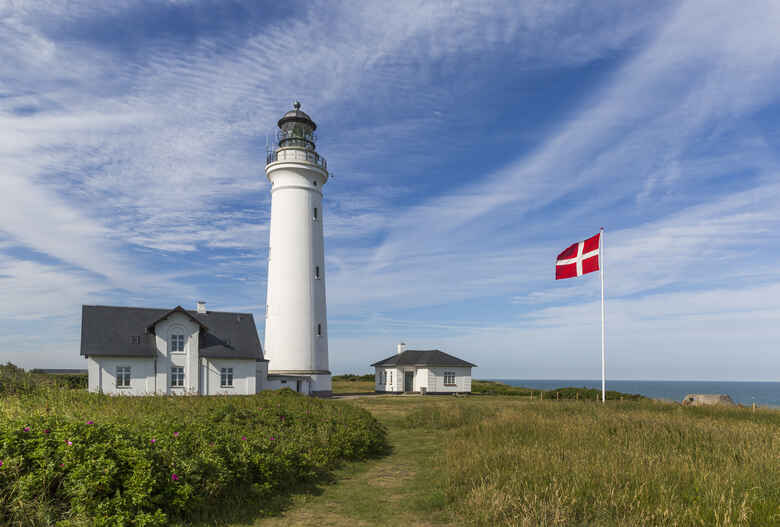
[{"left": 556, "top": 232, "right": 600, "bottom": 280}]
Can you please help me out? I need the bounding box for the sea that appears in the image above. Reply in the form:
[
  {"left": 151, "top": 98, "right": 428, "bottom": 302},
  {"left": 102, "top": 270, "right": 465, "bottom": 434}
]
[{"left": 491, "top": 379, "right": 780, "bottom": 408}]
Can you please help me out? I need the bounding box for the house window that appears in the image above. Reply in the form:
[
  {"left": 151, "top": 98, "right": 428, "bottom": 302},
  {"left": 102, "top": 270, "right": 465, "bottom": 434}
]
[
  {"left": 171, "top": 367, "right": 184, "bottom": 387},
  {"left": 315, "top": 266, "right": 320, "bottom": 279},
  {"left": 171, "top": 334, "right": 185, "bottom": 353},
  {"left": 116, "top": 366, "right": 131, "bottom": 388},
  {"left": 220, "top": 368, "right": 233, "bottom": 387},
  {"left": 313, "top": 207, "right": 318, "bottom": 220},
  {"left": 130, "top": 335, "right": 142, "bottom": 345},
  {"left": 389, "top": 371, "right": 393, "bottom": 385},
  {"left": 317, "top": 323, "right": 322, "bottom": 337},
  {"left": 444, "top": 371, "right": 456, "bottom": 386}
]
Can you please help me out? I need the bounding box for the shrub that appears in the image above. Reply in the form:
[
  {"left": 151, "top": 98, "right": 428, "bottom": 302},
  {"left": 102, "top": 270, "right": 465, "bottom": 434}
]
[{"left": 0, "top": 390, "right": 387, "bottom": 526}]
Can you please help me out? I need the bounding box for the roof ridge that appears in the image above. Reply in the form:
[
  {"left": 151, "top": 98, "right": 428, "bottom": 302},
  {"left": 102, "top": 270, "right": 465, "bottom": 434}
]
[{"left": 84, "top": 305, "right": 253, "bottom": 316}]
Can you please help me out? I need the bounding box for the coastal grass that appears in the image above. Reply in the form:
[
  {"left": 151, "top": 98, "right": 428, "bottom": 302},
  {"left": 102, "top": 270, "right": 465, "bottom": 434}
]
[
  {"left": 332, "top": 375, "right": 374, "bottom": 394},
  {"left": 252, "top": 395, "right": 779, "bottom": 527}
]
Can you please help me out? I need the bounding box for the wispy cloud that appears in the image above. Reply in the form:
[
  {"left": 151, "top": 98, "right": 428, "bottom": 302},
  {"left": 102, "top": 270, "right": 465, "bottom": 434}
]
[{"left": 1, "top": 1, "right": 778, "bottom": 379}]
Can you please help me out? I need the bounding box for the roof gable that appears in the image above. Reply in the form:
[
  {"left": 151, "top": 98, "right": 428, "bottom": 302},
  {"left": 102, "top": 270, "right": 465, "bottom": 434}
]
[
  {"left": 146, "top": 305, "right": 208, "bottom": 332},
  {"left": 371, "top": 349, "right": 476, "bottom": 368}
]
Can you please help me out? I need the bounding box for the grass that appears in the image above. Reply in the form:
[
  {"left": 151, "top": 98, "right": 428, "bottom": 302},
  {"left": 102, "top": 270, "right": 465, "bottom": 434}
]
[
  {"left": 332, "top": 375, "right": 375, "bottom": 394},
  {"left": 246, "top": 395, "right": 780, "bottom": 527}
]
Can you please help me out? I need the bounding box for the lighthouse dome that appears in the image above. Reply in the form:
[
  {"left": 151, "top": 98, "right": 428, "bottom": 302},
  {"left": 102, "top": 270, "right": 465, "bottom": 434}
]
[{"left": 277, "top": 101, "right": 317, "bottom": 132}]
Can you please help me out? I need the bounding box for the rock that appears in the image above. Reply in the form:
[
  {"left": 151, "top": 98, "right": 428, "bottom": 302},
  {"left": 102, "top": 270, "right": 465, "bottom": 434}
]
[{"left": 681, "top": 394, "right": 736, "bottom": 407}]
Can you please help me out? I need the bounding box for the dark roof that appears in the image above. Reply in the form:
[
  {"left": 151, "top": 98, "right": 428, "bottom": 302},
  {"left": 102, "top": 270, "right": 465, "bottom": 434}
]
[
  {"left": 80, "top": 305, "right": 263, "bottom": 360},
  {"left": 371, "top": 349, "right": 476, "bottom": 368}
]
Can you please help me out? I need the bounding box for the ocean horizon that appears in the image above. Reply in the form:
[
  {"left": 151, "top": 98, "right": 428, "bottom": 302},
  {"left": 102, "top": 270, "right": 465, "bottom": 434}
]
[{"left": 487, "top": 379, "right": 780, "bottom": 408}]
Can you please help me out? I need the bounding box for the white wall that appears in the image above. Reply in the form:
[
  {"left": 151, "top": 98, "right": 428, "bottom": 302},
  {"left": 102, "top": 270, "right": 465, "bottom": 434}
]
[
  {"left": 88, "top": 356, "right": 156, "bottom": 395},
  {"left": 265, "top": 151, "right": 331, "bottom": 394},
  {"left": 266, "top": 375, "right": 310, "bottom": 394},
  {"left": 374, "top": 366, "right": 471, "bottom": 393},
  {"left": 427, "top": 366, "right": 472, "bottom": 393},
  {"left": 201, "top": 358, "right": 256, "bottom": 395},
  {"left": 154, "top": 313, "right": 200, "bottom": 395},
  {"left": 375, "top": 366, "right": 402, "bottom": 392}
]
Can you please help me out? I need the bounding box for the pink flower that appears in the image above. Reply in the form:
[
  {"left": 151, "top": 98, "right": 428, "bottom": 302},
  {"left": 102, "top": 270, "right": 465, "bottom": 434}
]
[
  {"left": 66, "top": 440, "right": 72, "bottom": 446},
  {"left": 173, "top": 432, "right": 179, "bottom": 437},
  {"left": 0, "top": 461, "right": 3, "bottom": 467},
  {"left": 23, "top": 426, "right": 30, "bottom": 432},
  {"left": 241, "top": 436, "right": 247, "bottom": 441},
  {"left": 150, "top": 438, "right": 156, "bottom": 444},
  {"left": 171, "top": 473, "right": 179, "bottom": 481},
  {"left": 270, "top": 436, "right": 275, "bottom": 441},
  {"left": 86, "top": 421, "right": 94, "bottom": 425},
  {"left": 60, "top": 463, "right": 64, "bottom": 467},
  {"left": 44, "top": 429, "right": 50, "bottom": 434}
]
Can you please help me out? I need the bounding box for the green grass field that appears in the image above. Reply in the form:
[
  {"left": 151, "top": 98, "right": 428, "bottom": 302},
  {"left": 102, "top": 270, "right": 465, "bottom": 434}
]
[
  {"left": 4, "top": 367, "right": 778, "bottom": 526},
  {"left": 254, "top": 395, "right": 780, "bottom": 527}
]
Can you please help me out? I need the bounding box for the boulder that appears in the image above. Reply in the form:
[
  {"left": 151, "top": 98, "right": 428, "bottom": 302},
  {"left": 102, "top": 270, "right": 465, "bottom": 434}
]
[{"left": 681, "top": 393, "right": 736, "bottom": 407}]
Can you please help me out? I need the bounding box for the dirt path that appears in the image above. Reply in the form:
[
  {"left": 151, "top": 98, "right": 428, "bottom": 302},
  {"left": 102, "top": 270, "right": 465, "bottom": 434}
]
[{"left": 251, "top": 401, "right": 452, "bottom": 527}]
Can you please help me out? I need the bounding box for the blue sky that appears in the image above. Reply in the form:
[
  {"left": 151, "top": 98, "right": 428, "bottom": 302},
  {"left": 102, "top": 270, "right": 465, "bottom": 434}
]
[{"left": 2, "top": 1, "right": 780, "bottom": 380}]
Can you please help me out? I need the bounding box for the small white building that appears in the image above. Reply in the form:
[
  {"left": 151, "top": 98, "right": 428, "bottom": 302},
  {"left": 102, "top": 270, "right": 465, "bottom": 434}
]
[
  {"left": 372, "top": 343, "right": 476, "bottom": 394},
  {"left": 81, "top": 303, "right": 311, "bottom": 395}
]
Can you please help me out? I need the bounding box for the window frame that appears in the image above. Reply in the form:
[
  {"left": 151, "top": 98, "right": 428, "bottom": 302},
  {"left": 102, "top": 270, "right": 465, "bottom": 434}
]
[
  {"left": 313, "top": 207, "right": 318, "bottom": 221},
  {"left": 443, "top": 371, "right": 456, "bottom": 386},
  {"left": 170, "top": 366, "right": 185, "bottom": 387},
  {"left": 116, "top": 366, "right": 131, "bottom": 388},
  {"left": 220, "top": 367, "right": 234, "bottom": 388},
  {"left": 315, "top": 265, "right": 320, "bottom": 279},
  {"left": 170, "top": 334, "right": 185, "bottom": 353}
]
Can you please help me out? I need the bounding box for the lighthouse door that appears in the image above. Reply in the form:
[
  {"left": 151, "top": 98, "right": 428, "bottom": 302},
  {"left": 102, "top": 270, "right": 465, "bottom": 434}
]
[{"left": 404, "top": 371, "right": 414, "bottom": 392}]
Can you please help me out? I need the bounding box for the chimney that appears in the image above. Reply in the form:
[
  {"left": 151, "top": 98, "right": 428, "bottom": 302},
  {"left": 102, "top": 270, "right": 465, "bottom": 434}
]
[
  {"left": 397, "top": 342, "right": 406, "bottom": 355},
  {"left": 196, "top": 301, "right": 207, "bottom": 314}
]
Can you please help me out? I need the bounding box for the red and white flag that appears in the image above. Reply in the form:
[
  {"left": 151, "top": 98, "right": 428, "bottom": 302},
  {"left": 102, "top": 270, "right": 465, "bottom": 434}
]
[{"left": 556, "top": 232, "right": 600, "bottom": 280}]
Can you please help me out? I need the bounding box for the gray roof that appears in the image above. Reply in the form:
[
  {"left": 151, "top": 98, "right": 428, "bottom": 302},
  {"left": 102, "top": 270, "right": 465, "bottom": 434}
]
[
  {"left": 371, "top": 349, "right": 476, "bottom": 368},
  {"left": 80, "top": 305, "right": 263, "bottom": 360}
]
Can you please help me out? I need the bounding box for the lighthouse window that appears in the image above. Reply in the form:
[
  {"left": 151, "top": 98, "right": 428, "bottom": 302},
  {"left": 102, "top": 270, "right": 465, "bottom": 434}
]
[
  {"left": 313, "top": 207, "right": 318, "bottom": 220},
  {"left": 317, "top": 323, "right": 322, "bottom": 337},
  {"left": 313, "top": 180, "right": 317, "bottom": 186},
  {"left": 315, "top": 266, "right": 320, "bottom": 279}
]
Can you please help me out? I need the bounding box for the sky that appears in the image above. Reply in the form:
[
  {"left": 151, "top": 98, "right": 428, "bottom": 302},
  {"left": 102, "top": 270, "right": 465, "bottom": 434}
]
[{"left": 1, "top": 0, "right": 780, "bottom": 381}]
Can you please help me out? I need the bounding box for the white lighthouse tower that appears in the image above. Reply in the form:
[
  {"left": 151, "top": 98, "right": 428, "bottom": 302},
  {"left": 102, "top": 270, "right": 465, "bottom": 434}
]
[{"left": 264, "top": 102, "right": 331, "bottom": 396}]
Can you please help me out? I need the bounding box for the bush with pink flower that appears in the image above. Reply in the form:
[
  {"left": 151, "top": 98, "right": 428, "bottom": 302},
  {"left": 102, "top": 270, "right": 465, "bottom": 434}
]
[{"left": 0, "top": 389, "right": 386, "bottom": 526}]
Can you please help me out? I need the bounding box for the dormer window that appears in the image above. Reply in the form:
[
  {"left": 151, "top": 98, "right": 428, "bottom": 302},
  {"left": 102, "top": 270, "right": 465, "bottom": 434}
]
[
  {"left": 130, "top": 335, "right": 142, "bottom": 345},
  {"left": 171, "top": 334, "right": 185, "bottom": 353}
]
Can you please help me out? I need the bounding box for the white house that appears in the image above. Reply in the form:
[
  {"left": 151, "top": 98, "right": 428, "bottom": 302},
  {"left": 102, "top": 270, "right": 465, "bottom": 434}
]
[
  {"left": 372, "top": 343, "right": 476, "bottom": 394},
  {"left": 81, "top": 303, "right": 310, "bottom": 395}
]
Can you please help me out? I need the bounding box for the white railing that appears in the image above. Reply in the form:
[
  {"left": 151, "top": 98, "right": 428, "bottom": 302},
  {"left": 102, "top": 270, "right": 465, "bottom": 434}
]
[{"left": 266, "top": 148, "right": 327, "bottom": 170}]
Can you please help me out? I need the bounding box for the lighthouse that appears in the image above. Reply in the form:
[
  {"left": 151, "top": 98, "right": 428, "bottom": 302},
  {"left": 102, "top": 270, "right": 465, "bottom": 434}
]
[{"left": 264, "top": 102, "right": 331, "bottom": 396}]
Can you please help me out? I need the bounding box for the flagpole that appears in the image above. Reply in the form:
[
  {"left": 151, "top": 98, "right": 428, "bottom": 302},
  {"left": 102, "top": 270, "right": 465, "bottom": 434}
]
[{"left": 600, "top": 227, "right": 606, "bottom": 404}]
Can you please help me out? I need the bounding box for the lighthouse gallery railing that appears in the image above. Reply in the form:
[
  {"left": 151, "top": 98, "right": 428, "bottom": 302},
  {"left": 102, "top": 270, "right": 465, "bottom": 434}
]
[{"left": 266, "top": 149, "right": 327, "bottom": 170}]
